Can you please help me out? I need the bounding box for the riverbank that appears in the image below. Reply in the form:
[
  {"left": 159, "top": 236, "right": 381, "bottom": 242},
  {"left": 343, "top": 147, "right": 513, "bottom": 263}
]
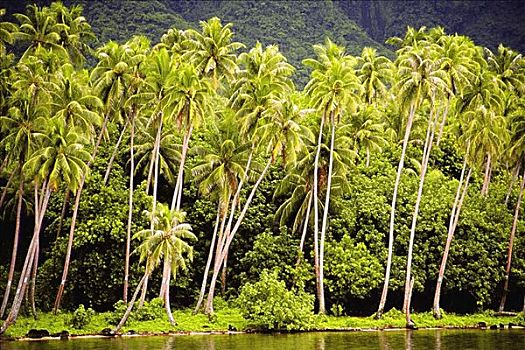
[{"left": 1, "top": 308, "right": 524, "bottom": 341}]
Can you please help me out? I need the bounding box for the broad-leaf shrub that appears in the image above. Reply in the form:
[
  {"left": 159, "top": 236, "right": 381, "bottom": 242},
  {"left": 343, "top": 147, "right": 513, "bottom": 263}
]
[{"left": 237, "top": 269, "right": 314, "bottom": 330}]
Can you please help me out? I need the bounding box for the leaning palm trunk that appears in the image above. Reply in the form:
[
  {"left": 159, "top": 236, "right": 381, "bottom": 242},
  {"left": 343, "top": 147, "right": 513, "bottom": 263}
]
[
  {"left": 55, "top": 190, "right": 70, "bottom": 239},
  {"left": 103, "top": 119, "right": 129, "bottom": 184},
  {"left": 481, "top": 153, "right": 491, "bottom": 196},
  {"left": 194, "top": 203, "right": 223, "bottom": 314},
  {"left": 29, "top": 236, "right": 39, "bottom": 319},
  {"left": 0, "top": 180, "right": 24, "bottom": 318},
  {"left": 205, "top": 157, "right": 272, "bottom": 315},
  {"left": 124, "top": 114, "right": 135, "bottom": 303},
  {"left": 161, "top": 125, "right": 193, "bottom": 301},
  {"left": 403, "top": 106, "right": 437, "bottom": 326},
  {"left": 297, "top": 194, "right": 313, "bottom": 264},
  {"left": 433, "top": 152, "right": 472, "bottom": 319},
  {"left": 436, "top": 94, "right": 452, "bottom": 146},
  {"left": 376, "top": 102, "right": 416, "bottom": 319},
  {"left": 0, "top": 170, "right": 15, "bottom": 210},
  {"left": 505, "top": 163, "right": 520, "bottom": 205},
  {"left": 0, "top": 182, "right": 51, "bottom": 335},
  {"left": 164, "top": 270, "right": 176, "bottom": 326},
  {"left": 53, "top": 113, "right": 110, "bottom": 313},
  {"left": 498, "top": 166, "right": 525, "bottom": 312},
  {"left": 312, "top": 114, "right": 325, "bottom": 314},
  {"left": 198, "top": 152, "right": 254, "bottom": 314},
  {"left": 319, "top": 111, "right": 336, "bottom": 315},
  {"left": 113, "top": 272, "right": 149, "bottom": 333}
]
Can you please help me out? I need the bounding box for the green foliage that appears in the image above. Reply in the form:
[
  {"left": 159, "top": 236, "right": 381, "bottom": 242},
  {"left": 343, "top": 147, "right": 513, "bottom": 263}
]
[
  {"left": 106, "top": 298, "right": 165, "bottom": 325},
  {"left": 70, "top": 304, "right": 95, "bottom": 329},
  {"left": 325, "top": 235, "right": 383, "bottom": 310},
  {"left": 237, "top": 269, "right": 315, "bottom": 331}
]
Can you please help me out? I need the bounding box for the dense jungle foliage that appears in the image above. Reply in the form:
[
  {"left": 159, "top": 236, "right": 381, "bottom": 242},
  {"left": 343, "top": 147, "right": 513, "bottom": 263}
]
[{"left": 0, "top": 1, "right": 525, "bottom": 333}]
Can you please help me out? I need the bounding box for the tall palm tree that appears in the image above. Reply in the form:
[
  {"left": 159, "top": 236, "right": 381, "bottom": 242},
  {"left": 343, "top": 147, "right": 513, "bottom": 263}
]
[
  {"left": 202, "top": 43, "right": 295, "bottom": 314},
  {"left": 113, "top": 205, "right": 196, "bottom": 333},
  {"left": 53, "top": 40, "right": 132, "bottom": 312},
  {"left": 191, "top": 122, "right": 248, "bottom": 313},
  {"left": 183, "top": 17, "right": 244, "bottom": 90},
  {"left": 356, "top": 47, "right": 393, "bottom": 106},
  {"left": 376, "top": 42, "right": 448, "bottom": 319},
  {"left": 1, "top": 118, "right": 89, "bottom": 334},
  {"left": 499, "top": 100, "right": 525, "bottom": 311},
  {"left": 304, "top": 38, "right": 361, "bottom": 314}
]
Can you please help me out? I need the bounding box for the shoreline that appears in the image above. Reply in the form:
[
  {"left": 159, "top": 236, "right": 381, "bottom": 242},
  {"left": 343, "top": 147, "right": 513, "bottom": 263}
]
[{"left": 2, "top": 324, "right": 524, "bottom": 343}]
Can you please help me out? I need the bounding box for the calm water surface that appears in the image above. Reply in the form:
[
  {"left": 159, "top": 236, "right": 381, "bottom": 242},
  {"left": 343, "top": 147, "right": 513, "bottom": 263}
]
[{"left": 1, "top": 330, "right": 524, "bottom": 350}]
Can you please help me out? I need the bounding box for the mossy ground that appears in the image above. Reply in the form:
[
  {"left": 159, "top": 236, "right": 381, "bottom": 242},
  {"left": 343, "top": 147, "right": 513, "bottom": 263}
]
[{"left": 1, "top": 308, "right": 522, "bottom": 339}]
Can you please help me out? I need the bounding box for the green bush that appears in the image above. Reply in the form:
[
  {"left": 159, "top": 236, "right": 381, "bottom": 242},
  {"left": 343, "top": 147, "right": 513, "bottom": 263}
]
[
  {"left": 106, "top": 298, "right": 165, "bottom": 325},
  {"left": 71, "top": 304, "right": 95, "bottom": 329},
  {"left": 237, "top": 269, "right": 314, "bottom": 331}
]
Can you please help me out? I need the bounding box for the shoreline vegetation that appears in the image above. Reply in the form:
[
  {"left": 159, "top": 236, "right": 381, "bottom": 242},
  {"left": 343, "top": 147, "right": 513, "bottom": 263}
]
[
  {"left": 1, "top": 1, "right": 525, "bottom": 339},
  {"left": 1, "top": 309, "right": 524, "bottom": 341}
]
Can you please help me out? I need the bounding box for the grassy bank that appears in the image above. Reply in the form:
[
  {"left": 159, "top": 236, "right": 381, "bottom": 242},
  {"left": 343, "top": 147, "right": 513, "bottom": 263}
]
[{"left": 1, "top": 308, "right": 523, "bottom": 339}]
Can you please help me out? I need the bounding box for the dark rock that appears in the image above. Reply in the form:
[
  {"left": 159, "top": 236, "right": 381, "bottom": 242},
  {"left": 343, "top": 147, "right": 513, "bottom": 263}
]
[
  {"left": 100, "top": 328, "right": 115, "bottom": 336},
  {"left": 228, "top": 324, "right": 237, "bottom": 331},
  {"left": 51, "top": 330, "right": 69, "bottom": 339},
  {"left": 126, "top": 330, "right": 136, "bottom": 335},
  {"left": 478, "top": 321, "right": 487, "bottom": 328},
  {"left": 489, "top": 325, "right": 498, "bottom": 330},
  {"left": 499, "top": 323, "right": 505, "bottom": 329},
  {"left": 509, "top": 323, "right": 515, "bottom": 329},
  {"left": 26, "top": 329, "right": 50, "bottom": 338}
]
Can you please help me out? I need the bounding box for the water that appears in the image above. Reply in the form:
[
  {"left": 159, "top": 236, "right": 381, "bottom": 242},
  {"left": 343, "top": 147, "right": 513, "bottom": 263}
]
[{"left": 1, "top": 330, "right": 524, "bottom": 350}]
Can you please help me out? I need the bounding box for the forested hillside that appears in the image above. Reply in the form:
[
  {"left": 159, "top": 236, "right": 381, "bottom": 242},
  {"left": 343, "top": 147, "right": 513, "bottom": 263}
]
[{"left": 0, "top": 1, "right": 525, "bottom": 335}]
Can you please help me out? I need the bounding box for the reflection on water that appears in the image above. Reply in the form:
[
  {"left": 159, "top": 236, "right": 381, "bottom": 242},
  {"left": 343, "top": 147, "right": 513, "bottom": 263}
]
[{"left": 1, "top": 329, "right": 524, "bottom": 350}]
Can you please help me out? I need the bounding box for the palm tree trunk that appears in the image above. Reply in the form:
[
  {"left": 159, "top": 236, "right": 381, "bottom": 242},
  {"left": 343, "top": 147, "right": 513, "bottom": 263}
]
[
  {"left": 505, "top": 163, "right": 520, "bottom": 205},
  {"left": 164, "top": 270, "right": 176, "bottom": 326},
  {"left": 205, "top": 157, "right": 272, "bottom": 315},
  {"left": 103, "top": 119, "right": 129, "bottom": 185},
  {"left": 312, "top": 114, "right": 325, "bottom": 314},
  {"left": 113, "top": 272, "right": 148, "bottom": 334},
  {"left": 55, "top": 190, "right": 70, "bottom": 239},
  {"left": 194, "top": 202, "right": 223, "bottom": 314},
  {"left": 319, "top": 111, "right": 336, "bottom": 315},
  {"left": 498, "top": 166, "right": 525, "bottom": 312},
  {"left": 0, "top": 183, "right": 51, "bottom": 334},
  {"left": 151, "top": 117, "right": 164, "bottom": 300},
  {"left": 220, "top": 253, "right": 228, "bottom": 296},
  {"left": 433, "top": 159, "right": 472, "bottom": 319},
  {"left": 376, "top": 102, "right": 416, "bottom": 319},
  {"left": 159, "top": 258, "right": 170, "bottom": 300},
  {"left": 124, "top": 114, "right": 135, "bottom": 303},
  {"left": 53, "top": 112, "right": 110, "bottom": 313},
  {"left": 138, "top": 274, "right": 149, "bottom": 308},
  {"left": 161, "top": 124, "right": 193, "bottom": 301},
  {"left": 481, "top": 153, "right": 491, "bottom": 196},
  {"left": 29, "top": 236, "right": 38, "bottom": 319},
  {"left": 297, "top": 194, "right": 313, "bottom": 264},
  {"left": 0, "top": 170, "right": 15, "bottom": 210},
  {"left": 436, "top": 94, "right": 451, "bottom": 146},
  {"left": 171, "top": 125, "right": 193, "bottom": 211},
  {"left": 0, "top": 179, "right": 24, "bottom": 318},
  {"left": 403, "top": 106, "right": 437, "bottom": 325}
]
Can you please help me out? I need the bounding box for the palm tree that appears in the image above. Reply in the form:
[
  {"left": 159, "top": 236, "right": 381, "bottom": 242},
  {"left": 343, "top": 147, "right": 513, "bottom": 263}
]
[
  {"left": 53, "top": 40, "right": 133, "bottom": 312},
  {"left": 356, "top": 47, "right": 393, "bottom": 106},
  {"left": 183, "top": 17, "right": 244, "bottom": 89},
  {"left": 303, "top": 38, "right": 362, "bottom": 314},
  {"left": 376, "top": 42, "right": 448, "bottom": 319},
  {"left": 191, "top": 121, "right": 248, "bottom": 313},
  {"left": 12, "top": 4, "right": 68, "bottom": 61},
  {"left": 0, "top": 8, "right": 17, "bottom": 58},
  {"left": 113, "top": 204, "right": 196, "bottom": 333},
  {"left": 1, "top": 118, "right": 89, "bottom": 334},
  {"left": 351, "top": 106, "right": 388, "bottom": 166},
  {"left": 203, "top": 43, "right": 295, "bottom": 314},
  {"left": 499, "top": 100, "right": 525, "bottom": 311}
]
